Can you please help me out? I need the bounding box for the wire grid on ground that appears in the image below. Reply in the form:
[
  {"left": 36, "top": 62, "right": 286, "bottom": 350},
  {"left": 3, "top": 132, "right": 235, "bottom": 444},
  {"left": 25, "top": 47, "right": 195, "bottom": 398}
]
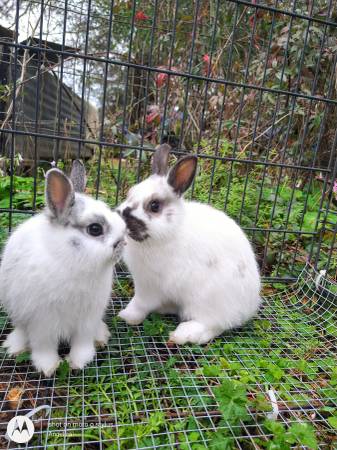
[{"left": 0, "top": 264, "right": 337, "bottom": 449}]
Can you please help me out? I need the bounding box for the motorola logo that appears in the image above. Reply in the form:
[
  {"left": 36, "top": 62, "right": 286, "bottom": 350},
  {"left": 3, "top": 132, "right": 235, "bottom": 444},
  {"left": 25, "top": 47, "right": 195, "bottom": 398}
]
[{"left": 7, "top": 415, "right": 35, "bottom": 444}]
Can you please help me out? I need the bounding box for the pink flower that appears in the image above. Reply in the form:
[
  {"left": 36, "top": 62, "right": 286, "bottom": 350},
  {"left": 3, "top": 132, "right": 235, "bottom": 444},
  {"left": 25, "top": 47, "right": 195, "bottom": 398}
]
[
  {"left": 146, "top": 105, "right": 160, "bottom": 125},
  {"left": 146, "top": 111, "right": 160, "bottom": 124},
  {"left": 333, "top": 180, "right": 337, "bottom": 196},
  {"left": 202, "top": 54, "right": 210, "bottom": 64},
  {"left": 155, "top": 72, "right": 167, "bottom": 88},
  {"left": 155, "top": 66, "right": 179, "bottom": 88},
  {"left": 202, "top": 54, "right": 211, "bottom": 75}
]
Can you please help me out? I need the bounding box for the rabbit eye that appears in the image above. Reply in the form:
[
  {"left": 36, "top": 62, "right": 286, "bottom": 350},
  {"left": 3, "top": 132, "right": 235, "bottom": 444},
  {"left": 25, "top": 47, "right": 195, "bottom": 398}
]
[
  {"left": 87, "top": 223, "right": 103, "bottom": 237},
  {"left": 149, "top": 200, "right": 161, "bottom": 213}
]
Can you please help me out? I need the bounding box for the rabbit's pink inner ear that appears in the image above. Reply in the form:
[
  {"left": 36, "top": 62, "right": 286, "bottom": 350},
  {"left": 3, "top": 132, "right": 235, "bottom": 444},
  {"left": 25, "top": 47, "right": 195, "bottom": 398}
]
[
  {"left": 50, "top": 176, "right": 69, "bottom": 210},
  {"left": 168, "top": 156, "right": 198, "bottom": 195},
  {"left": 46, "top": 170, "right": 74, "bottom": 217}
]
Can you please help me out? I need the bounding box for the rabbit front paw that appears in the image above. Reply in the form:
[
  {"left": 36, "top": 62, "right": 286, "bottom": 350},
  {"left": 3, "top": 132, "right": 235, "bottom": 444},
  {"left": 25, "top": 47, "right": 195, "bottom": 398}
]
[
  {"left": 67, "top": 342, "right": 95, "bottom": 370},
  {"left": 32, "top": 350, "right": 61, "bottom": 377},
  {"left": 169, "top": 321, "right": 217, "bottom": 345},
  {"left": 118, "top": 299, "right": 148, "bottom": 325},
  {"left": 2, "top": 328, "right": 28, "bottom": 355},
  {"left": 95, "top": 321, "right": 111, "bottom": 348}
]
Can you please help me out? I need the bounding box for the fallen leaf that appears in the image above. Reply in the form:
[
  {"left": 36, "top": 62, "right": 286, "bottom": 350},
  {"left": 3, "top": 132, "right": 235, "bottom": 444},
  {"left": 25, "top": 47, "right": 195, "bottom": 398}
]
[
  {"left": 135, "top": 11, "right": 149, "bottom": 21},
  {"left": 6, "top": 386, "right": 25, "bottom": 409}
]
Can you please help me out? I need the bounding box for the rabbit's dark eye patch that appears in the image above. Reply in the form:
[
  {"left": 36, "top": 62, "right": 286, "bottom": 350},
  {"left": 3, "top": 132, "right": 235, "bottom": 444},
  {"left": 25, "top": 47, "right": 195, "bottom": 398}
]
[
  {"left": 87, "top": 223, "right": 104, "bottom": 237},
  {"left": 145, "top": 197, "right": 165, "bottom": 215},
  {"left": 149, "top": 199, "right": 161, "bottom": 213}
]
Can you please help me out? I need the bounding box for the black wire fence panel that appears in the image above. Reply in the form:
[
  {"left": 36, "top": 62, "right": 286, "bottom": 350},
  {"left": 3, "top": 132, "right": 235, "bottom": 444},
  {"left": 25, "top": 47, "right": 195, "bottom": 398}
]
[
  {"left": 0, "top": 2, "right": 336, "bottom": 277},
  {"left": 1, "top": 2, "right": 337, "bottom": 449}
]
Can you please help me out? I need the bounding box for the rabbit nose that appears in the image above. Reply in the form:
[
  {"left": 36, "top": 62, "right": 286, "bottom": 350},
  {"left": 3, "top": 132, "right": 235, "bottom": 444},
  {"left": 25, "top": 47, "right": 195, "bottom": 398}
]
[{"left": 122, "top": 207, "right": 132, "bottom": 218}]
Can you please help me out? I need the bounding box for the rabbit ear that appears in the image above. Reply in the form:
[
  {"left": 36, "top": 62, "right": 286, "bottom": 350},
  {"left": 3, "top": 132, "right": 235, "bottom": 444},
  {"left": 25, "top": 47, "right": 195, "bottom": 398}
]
[
  {"left": 152, "top": 144, "right": 171, "bottom": 176},
  {"left": 70, "top": 159, "right": 87, "bottom": 193},
  {"left": 168, "top": 155, "right": 198, "bottom": 195},
  {"left": 45, "top": 169, "right": 75, "bottom": 220}
]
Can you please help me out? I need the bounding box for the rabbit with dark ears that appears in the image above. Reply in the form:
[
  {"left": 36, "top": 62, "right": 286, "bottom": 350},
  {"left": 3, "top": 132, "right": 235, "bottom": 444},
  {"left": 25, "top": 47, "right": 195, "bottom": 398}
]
[
  {"left": 0, "top": 161, "right": 126, "bottom": 376},
  {"left": 118, "top": 145, "right": 261, "bottom": 345}
]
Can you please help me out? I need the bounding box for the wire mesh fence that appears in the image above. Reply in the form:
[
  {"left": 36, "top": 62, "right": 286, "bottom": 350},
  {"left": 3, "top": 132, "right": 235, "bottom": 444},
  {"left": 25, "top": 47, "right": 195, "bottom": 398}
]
[
  {"left": 1, "top": 265, "right": 337, "bottom": 448},
  {"left": 0, "top": 0, "right": 337, "bottom": 448}
]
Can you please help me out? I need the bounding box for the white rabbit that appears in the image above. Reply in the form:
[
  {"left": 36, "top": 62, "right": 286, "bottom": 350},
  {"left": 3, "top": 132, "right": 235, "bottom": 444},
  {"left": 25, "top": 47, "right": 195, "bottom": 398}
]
[
  {"left": 118, "top": 144, "right": 261, "bottom": 345},
  {"left": 0, "top": 161, "right": 126, "bottom": 376}
]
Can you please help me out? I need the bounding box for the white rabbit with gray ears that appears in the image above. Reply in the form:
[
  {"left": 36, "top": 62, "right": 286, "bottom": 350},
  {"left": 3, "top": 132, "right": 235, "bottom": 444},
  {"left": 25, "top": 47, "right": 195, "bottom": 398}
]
[
  {"left": 118, "top": 144, "right": 261, "bottom": 344},
  {"left": 0, "top": 161, "right": 126, "bottom": 376}
]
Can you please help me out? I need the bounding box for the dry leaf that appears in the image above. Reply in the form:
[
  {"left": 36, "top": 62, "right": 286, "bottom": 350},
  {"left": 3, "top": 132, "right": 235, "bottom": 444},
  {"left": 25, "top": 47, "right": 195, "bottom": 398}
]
[{"left": 6, "top": 386, "right": 25, "bottom": 410}]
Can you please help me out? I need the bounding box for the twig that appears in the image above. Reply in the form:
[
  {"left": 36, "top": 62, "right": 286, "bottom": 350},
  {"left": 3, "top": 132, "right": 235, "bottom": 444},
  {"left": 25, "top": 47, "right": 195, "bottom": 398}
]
[
  {"left": 213, "top": 7, "right": 248, "bottom": 73},
  {"left": 187, "top": 108, "right": 200, "bottom": 135},
  {"left": 239, "top": 112, "right": 291, "bottom": 155}
]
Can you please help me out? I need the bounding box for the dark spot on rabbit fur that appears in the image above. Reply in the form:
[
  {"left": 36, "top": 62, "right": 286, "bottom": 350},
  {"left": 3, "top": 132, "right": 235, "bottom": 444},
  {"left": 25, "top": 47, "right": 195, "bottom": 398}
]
[
  {"left": 207, "top": 257, "right": 218, "bottom": 268},
  {"left": 70, "top": 237, "right": 81, "bottom": 249},
  {"left": 87, "top": 214, "right": 107, "bottom": 226},
  {"left": 144, "top": 196, "right": 166, "bottom": 218},
  {"left": 165, "top": 208, "right": 175, "bottom": 222},
  {"left": 123, "top": 211, "right": 149, "bottom": 242}
]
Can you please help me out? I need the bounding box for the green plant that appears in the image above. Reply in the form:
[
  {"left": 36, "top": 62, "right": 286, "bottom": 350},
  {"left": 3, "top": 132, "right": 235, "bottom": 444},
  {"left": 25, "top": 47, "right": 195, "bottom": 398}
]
[
  {"left": 213, "top": 379, "right": 249, "bottom": 423},
  {"left": 0, "top": 174, "right": 45, "bottom": 247},
  {"left": 0, "top": 175, "right": 44, "bottom": 210},
  {"left": 263, "top": 420, "right": 318, "bottom": 450}
]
